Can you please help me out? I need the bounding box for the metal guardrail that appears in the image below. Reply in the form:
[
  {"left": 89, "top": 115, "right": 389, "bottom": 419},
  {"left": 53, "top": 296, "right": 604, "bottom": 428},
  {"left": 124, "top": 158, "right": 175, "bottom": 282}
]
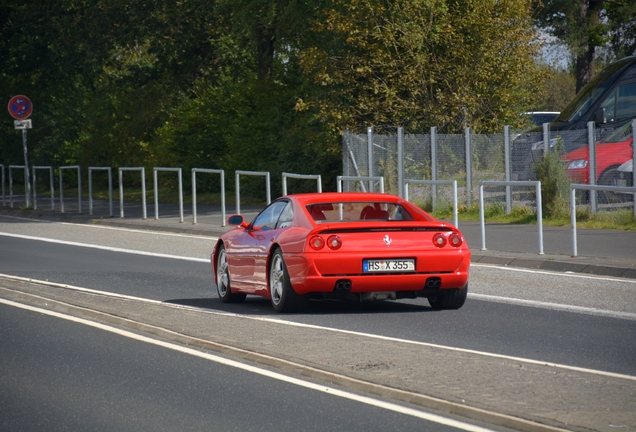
[
  {"left": 404, "top": 179, "right": 458, "bottom": 228},
  {"left": 8, "top": 165, "right": 25, "bottom": 208},
  {"left": 32, "top": 166, "right": 54, "bottom": 211},
  {"left": 235, "top": 170, "right": 271, "bottom": 215},
  {"left": 570, "top": 183, "right": 636, "bottom": 257},
  {"left": 153, "top": 167, "right": 183, "bottom": 222},
  {"left": 119, "top": 167, "right": 147, "bottom": 219},
  {"left": 0, "top": 164, "right": 4, "bottom": 206},
  {"left": 59, "top": 165, "right": 82, "bottom": 214},
  {"left": 192, "top": 168, "right": 226, "bottom": 226},
  {"left": 479, "top": 181, "right": 544, "bottom": 255},
  {"left": 282, "top": 172, "right": 322, "bottom": 196},
  {"left": 337, "top": 175, "right": 385, "bottom": 193},
  {"left": 88, "top": 167, "right": 113, "bottom": 217}
]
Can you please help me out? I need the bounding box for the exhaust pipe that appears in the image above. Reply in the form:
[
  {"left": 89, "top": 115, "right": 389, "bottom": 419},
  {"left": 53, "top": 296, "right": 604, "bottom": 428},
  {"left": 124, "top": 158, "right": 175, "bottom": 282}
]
[
  {"left": 425, "top": 277, "right": 442, "bottom": 289},
  {"left": 334, "top": 279, "right": 352, "bottom": 291}
]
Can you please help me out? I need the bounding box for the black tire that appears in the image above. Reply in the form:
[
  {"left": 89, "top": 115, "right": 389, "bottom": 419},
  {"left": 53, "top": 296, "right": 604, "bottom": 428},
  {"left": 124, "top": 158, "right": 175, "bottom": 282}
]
[
  {"left": 269, "top": 248, "right": 309, "bottom": 313},
  {"left": 597, "top": 166, "right": 630, "bottom": 204},
  {"left": 428, "top": 284, "right": 468, "bottom": 310},
  {"left": 216, "top": 245, "right": 246, "bottom": 303}
]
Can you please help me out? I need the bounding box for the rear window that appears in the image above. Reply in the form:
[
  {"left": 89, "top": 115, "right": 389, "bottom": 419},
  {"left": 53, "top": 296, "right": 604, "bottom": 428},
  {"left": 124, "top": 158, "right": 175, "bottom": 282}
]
[{"left": 306, "top": 202, "right": 414, "bottom": 223}]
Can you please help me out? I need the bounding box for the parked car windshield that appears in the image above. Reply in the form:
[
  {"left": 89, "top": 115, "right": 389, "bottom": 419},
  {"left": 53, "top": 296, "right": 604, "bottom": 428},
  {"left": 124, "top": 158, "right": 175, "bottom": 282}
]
[
  {"left": 556, "top": 58, "right": 632, "bottom": 123},
  {"left": 307, "top": 202, "right": 414, "bottom": 223}
]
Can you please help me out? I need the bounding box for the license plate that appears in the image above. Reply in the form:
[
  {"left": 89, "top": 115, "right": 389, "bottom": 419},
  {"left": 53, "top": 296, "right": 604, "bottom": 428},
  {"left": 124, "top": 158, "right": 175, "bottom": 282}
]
[{"left": 363, "top": 259, "right": 415, "bottom": 273}]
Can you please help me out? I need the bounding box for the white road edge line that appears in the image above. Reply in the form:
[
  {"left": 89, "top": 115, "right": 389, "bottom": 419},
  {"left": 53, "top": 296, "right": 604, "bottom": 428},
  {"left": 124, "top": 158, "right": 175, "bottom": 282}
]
[
  {"left": 0, "top": 214, "right": 218, "bottom": 240},
  {"left": 0, "top": 232, "right": 209, "bottom": 263},
  {"left": 472, "top": 263, "right": 636, "bottom": 284},
  {"left": 0, "top": 297, "right": 495, "bottom": 432},
  {"left": 2, "top": 272, "right": 635, "bottom": 382}
]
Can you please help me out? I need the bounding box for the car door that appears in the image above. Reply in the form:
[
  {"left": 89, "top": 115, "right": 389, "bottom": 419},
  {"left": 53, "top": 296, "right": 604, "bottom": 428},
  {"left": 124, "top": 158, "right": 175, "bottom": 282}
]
[{"left": 243, "top": 200, "right": 291, "bottom": 292}]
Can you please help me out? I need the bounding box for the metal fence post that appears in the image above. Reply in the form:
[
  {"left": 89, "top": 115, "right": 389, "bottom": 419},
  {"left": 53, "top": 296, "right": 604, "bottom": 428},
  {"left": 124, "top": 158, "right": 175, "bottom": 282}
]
[
  {"left": 153, "top": 167, "right": 184, "bottom": 222},
  {"left": 119, "top": 167, "right": 147, "bottom": 219},
  {"left": 588, "top": 122, "right": 597, "bottom": 213},
  {"left": 397, "top": 127, "right": 404, "bottom": 198},
  {"left": 504, "top": 125, "right": 511, "bottom": 214},
  {"left": 367, "top": 127, "right": 374, "bottom": 192},
  {"left": 543, "top": 122, "right": 550, "bottom": 154},
  {"left": 59, "top": 165, "right": 81, "bottom": 214},
  {"left": 32, "top": 166, "right": 54, "bottom": 211},
  {"left": 88, "top": 167, "right": 113, "bottom": 217},
  {"left": 465, "top": 127, "right": 472, "bottom": 207},
  {"left": 632, "top": 119, "right": 636, "bottom": 216},
  {"left": 431, "top": 127, "right": 438, "bottom": 211},
  {"left": 0, "top": 164, "right": 5, "bottom": 206}
]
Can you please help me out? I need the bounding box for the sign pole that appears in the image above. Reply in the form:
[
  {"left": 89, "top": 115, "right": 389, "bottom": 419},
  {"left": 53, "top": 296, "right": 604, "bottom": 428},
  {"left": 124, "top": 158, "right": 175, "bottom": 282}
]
[
  {"left": 22, "top": 128, "right": 31, "bottom": 207},
  {"left": 8, "top": 95, "right": 34, "bottom": 208}
]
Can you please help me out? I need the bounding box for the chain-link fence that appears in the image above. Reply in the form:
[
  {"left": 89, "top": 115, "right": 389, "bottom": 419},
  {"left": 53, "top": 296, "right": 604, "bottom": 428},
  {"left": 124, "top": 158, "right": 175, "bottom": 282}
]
[{"left": 344, "top": 122, "right": 636, "bottom": 213}]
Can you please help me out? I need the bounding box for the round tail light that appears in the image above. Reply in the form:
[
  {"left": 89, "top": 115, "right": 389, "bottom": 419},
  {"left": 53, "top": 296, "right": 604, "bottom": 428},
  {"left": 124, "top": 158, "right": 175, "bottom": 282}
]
[
  {"left": 449, "top": 233, "right": 463, "bottom": 247},
  {"left": 309, "top": 235, "right": 325, "bottom": 250},
  {"left": 327, "top": 235, "right": 342, "bottom": 250},
  {"left": 432, "top": 233, "right": 447, "bottom": 248}
]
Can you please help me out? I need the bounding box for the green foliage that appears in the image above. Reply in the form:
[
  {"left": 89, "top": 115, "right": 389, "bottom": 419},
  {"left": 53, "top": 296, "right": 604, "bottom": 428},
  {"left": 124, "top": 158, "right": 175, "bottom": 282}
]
[{"left": 533, "top": 137, "right": 569, "bottom": 218}]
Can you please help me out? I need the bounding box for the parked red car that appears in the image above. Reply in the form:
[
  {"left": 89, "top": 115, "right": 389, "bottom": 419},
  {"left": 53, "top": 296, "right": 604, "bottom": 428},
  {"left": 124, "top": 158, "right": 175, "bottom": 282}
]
[
  {"left": 563, "top": 123, "right": 633, "bottom": 186},
  {"left": 212, "top": 192, "right": 470, "bottom": 312}
]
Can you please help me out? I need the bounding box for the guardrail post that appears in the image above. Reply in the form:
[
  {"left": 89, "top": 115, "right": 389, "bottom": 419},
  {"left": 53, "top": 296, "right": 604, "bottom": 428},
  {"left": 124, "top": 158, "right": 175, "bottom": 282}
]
[
  {"left": 153, "top": 167, "right": 183, "bottom": 222},
  {"left": 0, "top": 164, "right": 5, "bottom": 206},
  {"left": 569, "top": 183, "right": 636, "bottom": 256},
  {"left": 9, "top": 165, "right": 26, "bottom": 208},
  {"left": 59, "top": 165, "right": 82, "bottom": 214},
  {"left": 479, "top": 180, "right": 543, "bottom": 254},
  {"left": 337, "top": 176, "right": 385, "bottom": 193},
  {"left": 32, "top": 166, "right": 54, "bottom": 211},
  {"left": 234, "top": 170, "right": 271, "bottom": 215},
  {"left": 282, "top": 172, "right": 322, "bottom": 196},
  {"left": 119, "top": 167, "right": 147, "bottom": 219},
  {"left": 404, "top": 179, "right": 458, "bottom": 228},
  {"left": 88, "top": 167, "right": 113, "bottom": 217},
  {"left": 192, "top": 168, "right": 226, "bottom": 226}
]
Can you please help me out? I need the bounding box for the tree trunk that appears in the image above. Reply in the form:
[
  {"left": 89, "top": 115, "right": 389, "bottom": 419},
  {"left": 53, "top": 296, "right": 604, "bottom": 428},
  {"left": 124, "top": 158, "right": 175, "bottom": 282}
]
[
  {"left": 575, "top": 0, "right": 604, "bottom": 92},
  {"left": 256, "top": 23, "right": 276, "bottom": 81}
]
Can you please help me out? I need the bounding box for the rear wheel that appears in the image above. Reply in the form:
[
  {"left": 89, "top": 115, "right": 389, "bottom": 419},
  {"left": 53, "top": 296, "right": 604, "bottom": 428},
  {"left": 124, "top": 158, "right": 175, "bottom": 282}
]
[
  {"left": 269, "top": 248, "right": 309, "bottom": 313},
  {"left": 216, "top": 245, "right": 246, "bottom": 303},
  {"left": 428, "top": 284, "right": 468, "bottom": 310}
]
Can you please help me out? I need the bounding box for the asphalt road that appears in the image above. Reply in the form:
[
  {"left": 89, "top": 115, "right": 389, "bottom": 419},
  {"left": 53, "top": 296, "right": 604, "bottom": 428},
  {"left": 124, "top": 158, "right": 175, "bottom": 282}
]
[
  {"left": 1, "top": 304, "right": 471, "bottom": 432},
  {"left": 1, "top": 215, "right": 636, "bottom": 431}
]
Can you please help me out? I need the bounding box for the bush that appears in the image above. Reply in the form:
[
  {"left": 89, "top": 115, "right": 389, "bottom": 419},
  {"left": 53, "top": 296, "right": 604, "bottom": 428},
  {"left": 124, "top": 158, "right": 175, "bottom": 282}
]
[{"left": 533, "top": 137, "right": 569, "bottom": 218}]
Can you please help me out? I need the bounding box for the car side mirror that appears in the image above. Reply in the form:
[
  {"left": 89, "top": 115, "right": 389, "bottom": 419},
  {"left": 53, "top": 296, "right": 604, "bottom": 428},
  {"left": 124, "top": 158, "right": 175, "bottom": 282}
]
[
  {"left": 228, "top": 215, "right": 249, "bottom": 228},
  {"left": 595, "top": 107, "right": 607, "bottom": 124}
]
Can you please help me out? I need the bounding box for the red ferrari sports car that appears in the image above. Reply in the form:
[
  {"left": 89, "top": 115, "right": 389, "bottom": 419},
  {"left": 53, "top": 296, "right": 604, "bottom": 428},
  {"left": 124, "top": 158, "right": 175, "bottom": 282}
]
[{"left": 211, "top": 192, "right": 471, "bottom": 312}]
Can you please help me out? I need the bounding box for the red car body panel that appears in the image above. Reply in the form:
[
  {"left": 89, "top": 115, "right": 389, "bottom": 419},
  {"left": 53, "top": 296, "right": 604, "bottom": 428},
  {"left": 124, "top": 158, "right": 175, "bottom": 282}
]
[
  {"left": 563, "top": 136, "right": 633, "bottom": 184},
  {"left": 212, "top": 192, "right": 470, "bottom": 300}
]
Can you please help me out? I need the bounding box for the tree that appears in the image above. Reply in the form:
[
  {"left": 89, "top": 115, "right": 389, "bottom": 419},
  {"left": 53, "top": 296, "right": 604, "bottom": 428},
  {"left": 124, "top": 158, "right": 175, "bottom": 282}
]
[
  {"left": 299, "top": 0, "right": 547, "bottom": 133},
  {"left": 534, "top": 0, "right": 636, "bottom": 92}
]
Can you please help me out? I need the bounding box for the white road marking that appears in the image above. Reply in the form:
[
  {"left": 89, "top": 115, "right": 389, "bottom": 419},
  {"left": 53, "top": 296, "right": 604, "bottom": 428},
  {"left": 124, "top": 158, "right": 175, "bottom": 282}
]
[
  {"left": 1, "top": 272, "right": 635, "bottom": 382},
  {"left": 472, "top": 263, "right": 636, "bottom": 285},
  {"left": 0, "top": 297, "right": 496, "bottom": 432},
  {"left": 0, "top": 214, "right": 219, "bottom": 240},
  {"left": 468, "top": 293, "right": 636, "bottom": 321},
  {"left": 0, "top": 232, "right": 209, "bottom": 263}
]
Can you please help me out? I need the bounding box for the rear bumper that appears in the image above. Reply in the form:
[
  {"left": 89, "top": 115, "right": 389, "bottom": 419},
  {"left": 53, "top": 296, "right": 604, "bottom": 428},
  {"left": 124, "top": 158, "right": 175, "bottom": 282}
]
[{"left": 286, "top": 251, "right": 470, "bottom": 295}]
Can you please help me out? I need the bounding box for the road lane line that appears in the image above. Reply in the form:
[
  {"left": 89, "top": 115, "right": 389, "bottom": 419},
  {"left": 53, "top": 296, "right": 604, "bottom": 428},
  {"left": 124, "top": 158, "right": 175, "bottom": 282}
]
[
  {"left": 0, "top": 297, "right": 497, "bottom": 432},
  {"left": 2, "top": 272, "right": 635, "bottom": 382},
  {"left": 468, "top": 293, "right": 636, "bottom": 320},
  {"left": 0, "top": 232, "right": 209, "bottom": 263},
  {"left": 0, "top": 214, "right": 219, "bottom": 240},
  {"left": 472, "top": 263, "right": 636, "bottom": 284}
]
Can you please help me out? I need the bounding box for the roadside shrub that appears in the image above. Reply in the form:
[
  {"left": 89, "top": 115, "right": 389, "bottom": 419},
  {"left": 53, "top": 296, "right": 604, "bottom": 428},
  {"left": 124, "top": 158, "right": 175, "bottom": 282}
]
[{"left": 533, "top": 137, "right": 569, "bottom": 218}]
